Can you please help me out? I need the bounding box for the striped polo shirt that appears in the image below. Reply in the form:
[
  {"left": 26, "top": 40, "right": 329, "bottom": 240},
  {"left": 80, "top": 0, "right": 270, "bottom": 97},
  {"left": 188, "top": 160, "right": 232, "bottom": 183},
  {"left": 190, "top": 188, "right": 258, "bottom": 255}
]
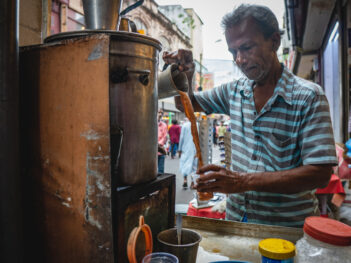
[{"left": 194, "top": 66, "right": 337, "bottom": 227}]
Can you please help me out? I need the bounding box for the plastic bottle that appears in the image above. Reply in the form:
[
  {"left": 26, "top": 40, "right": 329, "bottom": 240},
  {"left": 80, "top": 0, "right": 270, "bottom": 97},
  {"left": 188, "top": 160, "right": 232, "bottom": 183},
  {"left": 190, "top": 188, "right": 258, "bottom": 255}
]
[{"left": 295, "top": 216, "right": 351, "bottom": 263}]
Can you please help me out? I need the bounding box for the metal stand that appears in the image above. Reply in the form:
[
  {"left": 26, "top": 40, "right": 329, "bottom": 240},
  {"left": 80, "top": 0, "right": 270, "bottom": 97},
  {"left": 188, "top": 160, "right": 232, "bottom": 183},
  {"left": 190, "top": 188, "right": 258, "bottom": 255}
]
[{"left": 113, "top": 174, "right": 175, "bottom": 262}]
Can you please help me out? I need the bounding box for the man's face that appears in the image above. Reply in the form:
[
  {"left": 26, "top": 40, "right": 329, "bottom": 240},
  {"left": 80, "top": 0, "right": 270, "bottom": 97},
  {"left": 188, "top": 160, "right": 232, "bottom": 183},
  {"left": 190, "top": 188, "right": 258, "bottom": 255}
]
[{"left": 225, "top": 17, "right": 279, "bottom": 82}]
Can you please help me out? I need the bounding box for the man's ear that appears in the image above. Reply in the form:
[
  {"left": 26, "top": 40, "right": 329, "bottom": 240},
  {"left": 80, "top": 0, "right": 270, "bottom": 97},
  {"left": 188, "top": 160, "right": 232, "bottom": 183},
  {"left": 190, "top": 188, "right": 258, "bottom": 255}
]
[{"left": 271, "top": 32, "right": 281, "bottom": 52}]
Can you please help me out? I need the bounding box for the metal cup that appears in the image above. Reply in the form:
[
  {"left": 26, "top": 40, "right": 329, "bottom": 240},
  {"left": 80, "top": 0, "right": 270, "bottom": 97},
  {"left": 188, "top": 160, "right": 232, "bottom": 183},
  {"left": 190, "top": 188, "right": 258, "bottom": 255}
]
[
  {"left": 157, "top": 228, "right": 201, "bottom": 263},
  {"left": 82, "top": 0, "right": 123, "bottom": 30},
  {"left": 157, "top": 64, "right": 189, "bottom": 99}
]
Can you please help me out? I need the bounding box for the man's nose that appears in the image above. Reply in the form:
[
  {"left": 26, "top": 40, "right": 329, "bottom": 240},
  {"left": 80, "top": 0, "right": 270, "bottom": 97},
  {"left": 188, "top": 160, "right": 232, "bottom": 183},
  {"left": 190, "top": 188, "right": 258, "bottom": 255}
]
[{"left": 235, "top": 51, "right": 246, "bottom": 67}]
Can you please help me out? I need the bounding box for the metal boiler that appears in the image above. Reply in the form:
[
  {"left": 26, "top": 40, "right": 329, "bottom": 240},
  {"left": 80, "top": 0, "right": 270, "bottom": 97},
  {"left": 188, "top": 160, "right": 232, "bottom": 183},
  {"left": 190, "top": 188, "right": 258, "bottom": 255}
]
[
  {"left": 19, "top": 1, "right": 175, "bottom": 262},
  {"left": 45, "top": 30, "right": 163, "bottom": 186}
]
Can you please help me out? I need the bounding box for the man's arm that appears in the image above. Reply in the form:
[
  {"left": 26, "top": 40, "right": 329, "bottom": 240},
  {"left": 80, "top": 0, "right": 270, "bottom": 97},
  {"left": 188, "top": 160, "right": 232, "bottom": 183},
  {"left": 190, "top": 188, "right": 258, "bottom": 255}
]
[{"left": 196, "top": 163, "right": 332, "bottom": 194}]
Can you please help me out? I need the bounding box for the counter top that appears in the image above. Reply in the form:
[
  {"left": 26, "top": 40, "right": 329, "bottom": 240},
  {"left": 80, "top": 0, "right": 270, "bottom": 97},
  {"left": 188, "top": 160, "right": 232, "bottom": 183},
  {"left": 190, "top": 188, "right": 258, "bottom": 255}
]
[{"left": 182, "top": 216, "right": 303, "bottom": 263}]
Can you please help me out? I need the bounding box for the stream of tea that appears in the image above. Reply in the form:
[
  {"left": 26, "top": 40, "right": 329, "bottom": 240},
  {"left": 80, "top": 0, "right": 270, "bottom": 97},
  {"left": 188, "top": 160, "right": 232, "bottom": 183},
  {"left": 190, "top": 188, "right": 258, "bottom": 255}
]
[{"left": 178, "top": 90, "right": 213, "bottom": 201}]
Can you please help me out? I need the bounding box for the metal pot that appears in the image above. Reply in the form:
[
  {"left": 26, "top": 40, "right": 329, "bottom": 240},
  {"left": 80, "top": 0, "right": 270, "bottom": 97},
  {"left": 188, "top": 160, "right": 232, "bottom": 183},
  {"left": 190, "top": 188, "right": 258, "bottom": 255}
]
[
  {"left": 109, "top": 32, "right": 162, "bottom": 185},
  {"left": 82, "top": 0, "right": 144, "bottom": 30}
]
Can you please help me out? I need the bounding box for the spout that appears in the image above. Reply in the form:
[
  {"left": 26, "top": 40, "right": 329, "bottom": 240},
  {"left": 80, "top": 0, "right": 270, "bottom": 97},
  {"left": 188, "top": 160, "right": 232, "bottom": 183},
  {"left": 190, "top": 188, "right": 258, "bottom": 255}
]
[{"left": 157, "top": 64, "right": 189, "bottom": 99}]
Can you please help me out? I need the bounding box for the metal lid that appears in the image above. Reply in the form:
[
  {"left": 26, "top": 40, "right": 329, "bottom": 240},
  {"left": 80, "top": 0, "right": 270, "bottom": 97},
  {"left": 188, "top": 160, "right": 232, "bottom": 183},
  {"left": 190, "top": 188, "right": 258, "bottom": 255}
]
[
  {"left": 303, "top": 216, "right": 351, "bottom": 246},
  {"left": 258, "top": 238, "right": 295, "bottom": 260},
  {"left": 44, "top": 30, "right": 162, "bottom": 51}
]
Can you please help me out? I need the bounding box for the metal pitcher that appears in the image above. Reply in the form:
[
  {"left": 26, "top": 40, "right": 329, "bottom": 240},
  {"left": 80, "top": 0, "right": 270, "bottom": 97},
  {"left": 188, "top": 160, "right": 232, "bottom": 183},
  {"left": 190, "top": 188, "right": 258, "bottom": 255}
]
[
  {"left": 158, "top": 64, "right": 189, "bottom": 99},
  {"left": 82, "top": 0, "right": 144, "bottom": 30}
]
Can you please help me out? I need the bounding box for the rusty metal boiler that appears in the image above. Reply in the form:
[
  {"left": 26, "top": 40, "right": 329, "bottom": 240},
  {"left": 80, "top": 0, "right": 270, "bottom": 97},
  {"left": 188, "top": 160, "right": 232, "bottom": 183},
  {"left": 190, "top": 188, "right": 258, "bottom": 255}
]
[
  {"left": 19, "top": 31, "right": 176, "bottom": 263},
  {"left": 44, "top": 30, "right": 162, "bottom": 186}
]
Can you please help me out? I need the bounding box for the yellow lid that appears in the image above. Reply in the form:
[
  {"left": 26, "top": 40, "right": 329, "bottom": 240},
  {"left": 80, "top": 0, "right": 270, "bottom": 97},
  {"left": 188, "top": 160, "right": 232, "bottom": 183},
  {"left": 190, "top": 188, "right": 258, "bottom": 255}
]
[{"left": 258, "top": 238, "right": 295, "bottom": 260}]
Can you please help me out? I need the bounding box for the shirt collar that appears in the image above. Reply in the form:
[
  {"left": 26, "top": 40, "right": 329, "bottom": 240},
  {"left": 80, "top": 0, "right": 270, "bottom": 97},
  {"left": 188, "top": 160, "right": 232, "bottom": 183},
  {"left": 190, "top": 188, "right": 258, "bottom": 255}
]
[
  {"left": 274, "top": 65, "right": 294, "bottom": 105},
  {"left": 239, "top": 65, "right": 294, "bottom": 105}
]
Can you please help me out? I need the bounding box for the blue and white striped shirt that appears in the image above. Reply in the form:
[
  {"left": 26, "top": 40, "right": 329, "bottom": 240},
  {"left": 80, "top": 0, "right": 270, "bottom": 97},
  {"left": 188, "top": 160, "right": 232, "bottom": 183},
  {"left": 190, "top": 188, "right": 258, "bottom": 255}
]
[{"left": 194, "top": 66, "right": 337, "bottom": 227}]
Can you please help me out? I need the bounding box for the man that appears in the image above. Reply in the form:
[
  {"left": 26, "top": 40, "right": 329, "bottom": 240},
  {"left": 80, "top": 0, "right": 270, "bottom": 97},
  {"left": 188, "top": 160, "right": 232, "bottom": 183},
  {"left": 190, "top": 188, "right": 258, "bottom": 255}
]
[
  {"left": 178, "top": 118, "right": 197, "bottom": 189},
  {"left": 163, "top": 4, "right": 337, "bottom": 227},
  {"left": 168, "top": 119, "right": 181, "bottom": 158},
  {"left": 158, "top": 109, "right": 168, "bottom": 174}
]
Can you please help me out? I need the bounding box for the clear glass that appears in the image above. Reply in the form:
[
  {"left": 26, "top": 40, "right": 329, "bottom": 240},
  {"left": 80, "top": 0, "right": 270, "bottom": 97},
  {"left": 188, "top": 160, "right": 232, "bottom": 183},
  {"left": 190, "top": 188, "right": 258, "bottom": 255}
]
[
  {"left": 142, "top": 252, "right": 179, "bottom": 263},
  {"left": 296, "top": 233, "right": 351, "bottom": 263}
]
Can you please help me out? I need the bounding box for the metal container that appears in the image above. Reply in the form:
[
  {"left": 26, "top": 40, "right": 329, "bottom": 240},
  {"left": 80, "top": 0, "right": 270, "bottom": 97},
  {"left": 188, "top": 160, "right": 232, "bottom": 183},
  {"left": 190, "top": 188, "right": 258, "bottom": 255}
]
[
  {"left": 157, "top": 228, "right": 202, "bottom": 263},
  {"left": 82, "top": 0, "right": 123, "bottom": 30},
  {"left": 109, "top": 32, "right": 162, "bottom": 185},
  {"left": 157, "top": 63, "right": 189, "bottom": 99},
  {"left": 45, "top": 30, "right": 162, "bottom": 185}
]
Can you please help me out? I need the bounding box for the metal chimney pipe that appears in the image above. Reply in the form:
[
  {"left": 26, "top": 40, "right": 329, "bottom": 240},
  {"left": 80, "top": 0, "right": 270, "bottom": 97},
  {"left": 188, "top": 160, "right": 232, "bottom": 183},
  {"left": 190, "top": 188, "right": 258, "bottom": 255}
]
[
  {"left": 0, "top": 0, "right": 22, "bottom": 262},
  {"left": 82, "top": 0, "right": 123, "bottom": 30}
]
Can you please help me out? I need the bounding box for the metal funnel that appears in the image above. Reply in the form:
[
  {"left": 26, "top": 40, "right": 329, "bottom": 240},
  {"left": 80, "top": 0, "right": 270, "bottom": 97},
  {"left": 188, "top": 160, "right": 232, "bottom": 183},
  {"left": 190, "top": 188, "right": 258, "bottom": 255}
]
[{"left": 82, "top": 0, "right": 123, "bottom": 30}]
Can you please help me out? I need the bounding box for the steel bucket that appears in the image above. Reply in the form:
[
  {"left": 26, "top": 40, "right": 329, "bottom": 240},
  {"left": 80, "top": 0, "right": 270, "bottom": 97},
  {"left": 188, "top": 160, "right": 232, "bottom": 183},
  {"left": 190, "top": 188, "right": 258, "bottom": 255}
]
[{"left": 109, "top": 32, "right": 162, "bottom": 185}]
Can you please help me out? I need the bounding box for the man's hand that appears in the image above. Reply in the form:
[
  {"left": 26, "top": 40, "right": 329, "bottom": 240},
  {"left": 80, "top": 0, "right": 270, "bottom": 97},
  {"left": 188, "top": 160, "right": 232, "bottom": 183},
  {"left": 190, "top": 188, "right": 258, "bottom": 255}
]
[
  {"left": 164, "top": 49, "right": 205, "bottom": 113},
  {"left": 196, "top": 164, "right": 249, "bottom": 194},
  {"left": 163, "top": 49, "right": 195, "bottom": 88},
  {"left": 158, "top": 144, "right": 167, "bottom": 155}
]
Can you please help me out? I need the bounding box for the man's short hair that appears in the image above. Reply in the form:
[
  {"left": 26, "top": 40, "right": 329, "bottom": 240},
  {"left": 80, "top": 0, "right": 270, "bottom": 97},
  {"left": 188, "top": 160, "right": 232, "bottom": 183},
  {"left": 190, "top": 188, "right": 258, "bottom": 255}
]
[
  {"left": 221, "top": 4, "right": 280, "bottom": 38},
  {"left": 172, "top": 119, "right": 178, "bottom": 125}
]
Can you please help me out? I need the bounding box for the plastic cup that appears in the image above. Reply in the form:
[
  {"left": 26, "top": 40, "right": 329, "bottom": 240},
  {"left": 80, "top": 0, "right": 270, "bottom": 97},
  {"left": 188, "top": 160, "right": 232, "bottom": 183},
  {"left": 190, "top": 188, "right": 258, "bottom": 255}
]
[{"left": 142, "top": 252, "right": 179, "bottom": 263}]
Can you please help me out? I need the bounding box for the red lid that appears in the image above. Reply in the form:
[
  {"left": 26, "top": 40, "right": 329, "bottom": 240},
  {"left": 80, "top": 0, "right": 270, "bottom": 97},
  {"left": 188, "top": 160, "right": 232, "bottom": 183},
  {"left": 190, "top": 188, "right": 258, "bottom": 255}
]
[{"left": 303, "top": 216, "right": 351, "bottom": 246}]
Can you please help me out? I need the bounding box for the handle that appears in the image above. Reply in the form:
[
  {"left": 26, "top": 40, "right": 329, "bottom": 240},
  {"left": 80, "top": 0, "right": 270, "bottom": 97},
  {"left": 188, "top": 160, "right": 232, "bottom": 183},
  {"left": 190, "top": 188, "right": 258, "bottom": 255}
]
[
  {"left": 111, "top": 126, "right": 123, "bottom": 176},
  {"left": 120, "top": 0, "right": 144, "bottom": 16},
  {"left": 110, "top": 67, "right": 150, "bottom": 86}
]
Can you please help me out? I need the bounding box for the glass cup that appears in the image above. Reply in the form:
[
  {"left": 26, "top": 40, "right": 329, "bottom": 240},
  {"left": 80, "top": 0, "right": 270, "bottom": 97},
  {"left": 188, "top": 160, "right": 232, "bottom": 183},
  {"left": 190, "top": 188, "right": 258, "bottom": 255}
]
[
  {"left": 190, "top": 172, "right": 200, "bottom": 188},
  {"left": 191, "top": 172, "right": 215, "bottom": 187},
  {"left": 142, "top": 252, "right": 179, "bottom": 263}
]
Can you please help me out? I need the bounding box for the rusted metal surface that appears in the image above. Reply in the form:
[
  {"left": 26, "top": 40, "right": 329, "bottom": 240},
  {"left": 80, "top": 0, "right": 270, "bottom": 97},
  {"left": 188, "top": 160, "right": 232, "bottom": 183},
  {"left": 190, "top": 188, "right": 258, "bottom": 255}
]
[{"left": 20, "top": 35, "right": 114, "bottom": 262}]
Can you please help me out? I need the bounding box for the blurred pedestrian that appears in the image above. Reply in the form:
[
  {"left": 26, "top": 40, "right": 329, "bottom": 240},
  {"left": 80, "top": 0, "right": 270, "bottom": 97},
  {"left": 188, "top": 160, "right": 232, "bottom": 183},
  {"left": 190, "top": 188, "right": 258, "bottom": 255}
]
[
  {"left": 178, "top": 118, "right": 198, "bottom": 189},
  {"left": 158, "top": 109, "right": 168, "bottom": 174},
  {"left": 168, "top": 119, "right": 181, "bottom": 159}
]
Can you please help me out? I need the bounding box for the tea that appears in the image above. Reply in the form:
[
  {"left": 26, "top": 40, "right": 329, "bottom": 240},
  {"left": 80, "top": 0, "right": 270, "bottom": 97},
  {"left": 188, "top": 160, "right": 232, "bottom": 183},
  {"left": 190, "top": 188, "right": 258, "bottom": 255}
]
[{"left": 178, "top": 91, "right": 213, "bottom": 201}]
